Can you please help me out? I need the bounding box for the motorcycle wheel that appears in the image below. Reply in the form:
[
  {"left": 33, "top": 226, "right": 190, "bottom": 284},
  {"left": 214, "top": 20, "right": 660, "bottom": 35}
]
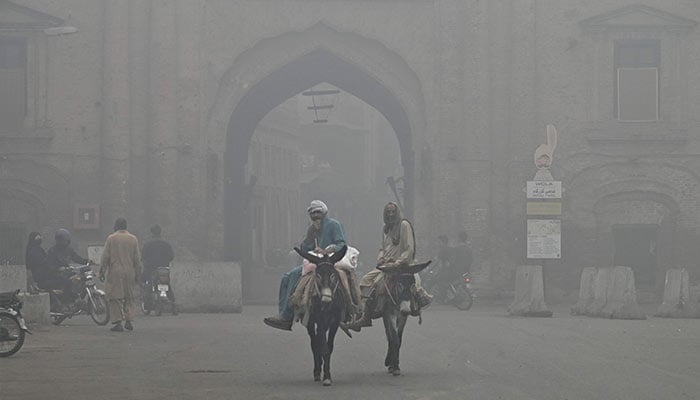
[
  {"left": 88, "top": 292, "right": 110, "bottom": 326},
  {"left": 140, "top": 300, "right": 152, "bottom": 315},
  {"left": 455, "top": 287, "right": 474, "bottom": 311},
  {"left": 0, "top": 312, "right": 25, "bottom": 357},
  {"left": 427, "top": 285, "right": 445, "bottom": 305}
]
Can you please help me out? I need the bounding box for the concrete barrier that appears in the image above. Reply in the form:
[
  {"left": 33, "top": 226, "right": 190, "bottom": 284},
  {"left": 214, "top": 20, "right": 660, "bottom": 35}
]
[
  {"left": 584, "top": 267, "right": 613, "bottom": 316},
  {"left": 508, "top": 265, "right": 552, "bottom": 317},
  {"left": 170, "top": 261, "right": 242, "bottom": 313},
  {"left": 655, "top": 269, "right": 700, "bottom": 318},
  {"left": 0, "top": 265, "right": 27, "bottom": 292},
  {"left": 598, "top": 266, "right": 645, "bottom": 320},
  {"left": 571, "top": 267, "right": 596, "bottom": 315},
  {"left": 18, "top": 292, "right": 50, "bottom": 325},
  {"left": 0, "top": 266, "right": 49, "bottom": 324}
]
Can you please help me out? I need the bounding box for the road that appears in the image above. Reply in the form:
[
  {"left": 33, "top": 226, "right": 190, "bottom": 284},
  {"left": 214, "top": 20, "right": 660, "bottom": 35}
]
[{"left": 2, "top": 303, "right": 699, "bottom": 400}]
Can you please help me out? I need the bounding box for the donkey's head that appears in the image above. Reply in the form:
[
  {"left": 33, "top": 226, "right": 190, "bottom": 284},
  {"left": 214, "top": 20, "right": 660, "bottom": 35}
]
[
  {"left": 295, "top": 246, "right": 348, "bottom": 304},
  {"left": 380, "top": 261, "right": 431, "bottom": 311}
]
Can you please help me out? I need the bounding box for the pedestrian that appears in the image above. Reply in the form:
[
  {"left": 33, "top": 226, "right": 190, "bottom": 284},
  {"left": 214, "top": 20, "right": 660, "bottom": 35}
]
[
  {"left": 24, "top": 232, "right": 48, "bottom": 292},
  {"left": 99, "top": 218, "right": 142, "bottom": 332},
  {"left": 451, "top": 231, "right": 473, "bottom": 277},
  {"left": 436, "top": 234, "right": 452, "bottom": 273}
]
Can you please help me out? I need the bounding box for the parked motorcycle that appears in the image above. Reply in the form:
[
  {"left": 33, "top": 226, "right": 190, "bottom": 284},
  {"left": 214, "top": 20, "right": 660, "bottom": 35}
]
[
  {"left": 48, "top": 261, "right": 110, "bottom": 326},
  {"left": 0, "top": 290, "right": 31, "bottom": 357},
  {"left": 141, "top": 266, "right": 177, "bottom": 316},
  {"left": 423, "top": 270, "right": 474, "bottom": 311}
]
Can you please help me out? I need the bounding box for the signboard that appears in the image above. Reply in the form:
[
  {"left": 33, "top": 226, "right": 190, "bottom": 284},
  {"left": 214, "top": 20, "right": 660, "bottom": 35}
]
[
  {"left": 526, "top": 202, "right": 562, "bottom": 216},
  {"left": 526, "top": 181, "right": 562, "bottom": 199},
  {"left": 527, "top": 219, "right": 561, "bottom": 259},
  {"left": 73, "top": 204, "right": 100, "bottom": 229}
]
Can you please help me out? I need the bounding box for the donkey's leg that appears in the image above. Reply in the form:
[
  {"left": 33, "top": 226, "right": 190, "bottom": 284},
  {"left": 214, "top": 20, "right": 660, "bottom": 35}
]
[
  {"left": 322, "top": 317, "right": 339, "bottom": 386},
  {"left": 383, "top": 311, "right": 399, "bottom": 374},
  {"left": 392, "top": 313, "right": 408, "bottom": 376},
  {"left": 307, "top": 323, "right": 322, "bottom": 381}
]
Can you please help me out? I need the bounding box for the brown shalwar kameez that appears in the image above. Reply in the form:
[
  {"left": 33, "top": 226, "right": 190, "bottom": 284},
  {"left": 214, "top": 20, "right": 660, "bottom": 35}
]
[{"left": 100, "top": 230, "right": 142, "bottom": 324}]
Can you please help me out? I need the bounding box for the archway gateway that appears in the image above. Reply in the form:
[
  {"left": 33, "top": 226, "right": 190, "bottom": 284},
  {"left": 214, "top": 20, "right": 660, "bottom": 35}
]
[{"left": 223, "top": 47, "right": 420, "bottom": 264}]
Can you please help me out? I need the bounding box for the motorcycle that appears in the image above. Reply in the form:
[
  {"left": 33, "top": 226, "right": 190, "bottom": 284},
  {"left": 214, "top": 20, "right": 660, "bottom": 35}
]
[
  {"left": 48, "top": 261, "right": 110, "bottom": 326},
  {"left": 0, "top": 289, "right": 31, "bottom": 357},
  {"left": 141, "top": 266, "right": 177, "bottom": 316},
  {"left": 423, "top": 269, "right": 474, "bottom": 311}
]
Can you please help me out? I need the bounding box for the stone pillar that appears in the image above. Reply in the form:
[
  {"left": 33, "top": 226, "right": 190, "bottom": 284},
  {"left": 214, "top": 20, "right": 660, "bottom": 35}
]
[
  {"left": 173, "top": 0, "right": 205, "bottom": 257},
  {"left": 126, "top": 0, "right": 153, "bottom": 235},
  {"left": 148, "top": 2, "right": 179, "bottom": 234},
  {"left": 99, "top": 1, "right": 131, "bottom": 227},
  {"left": 484, "top": 0, "right": 514, "bottom": 289}
]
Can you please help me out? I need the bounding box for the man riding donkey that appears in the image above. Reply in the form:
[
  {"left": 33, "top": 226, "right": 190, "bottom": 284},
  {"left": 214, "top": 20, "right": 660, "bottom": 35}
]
[
  {"left": 343, "top": 202, "right": 432, "bottom": 332},
  {"left": 264, "top": 200, "right": 361, "bottom": 335}
]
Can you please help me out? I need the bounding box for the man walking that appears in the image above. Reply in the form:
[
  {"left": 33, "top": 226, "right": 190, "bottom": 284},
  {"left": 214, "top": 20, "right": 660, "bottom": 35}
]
[{"left": 100, "top": 218, "right": 142, "bottom": 332}]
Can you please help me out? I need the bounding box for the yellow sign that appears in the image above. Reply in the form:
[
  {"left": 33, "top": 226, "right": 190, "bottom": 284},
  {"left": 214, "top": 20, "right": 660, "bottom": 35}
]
[{"left": 526, "top": 202, "right": 562, "bottom": 216}]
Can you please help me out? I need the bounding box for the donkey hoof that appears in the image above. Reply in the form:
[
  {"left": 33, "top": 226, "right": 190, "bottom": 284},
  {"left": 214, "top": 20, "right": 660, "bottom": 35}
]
[{"left": 322, "top": 378, "right": 332, "bottom": 386}]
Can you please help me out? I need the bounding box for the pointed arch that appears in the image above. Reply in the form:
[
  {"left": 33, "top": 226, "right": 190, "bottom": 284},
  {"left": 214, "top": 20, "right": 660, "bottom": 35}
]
[{"left": 205, "top": 23, "right": 426, "bottom": 261}]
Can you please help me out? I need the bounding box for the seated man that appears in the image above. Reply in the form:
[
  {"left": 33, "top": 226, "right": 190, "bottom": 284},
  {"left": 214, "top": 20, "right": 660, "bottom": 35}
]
[
  {"left": 141, "top": 224, "right": 175, "bottom": 302},
  {"left": 44, "top": 228, "right": 90, "bottom": 309},
  {"left": 345, "top": 202, "right": 432, "bottom": 331},
  {"left": 263, "top": 200, "right": 347, "bottom": 331},
  {"left": 442, "top": 231, "right": 472, "bottom": 283},
  {"left": 142, "top": 225, "right": 174, "bottom": 281}
]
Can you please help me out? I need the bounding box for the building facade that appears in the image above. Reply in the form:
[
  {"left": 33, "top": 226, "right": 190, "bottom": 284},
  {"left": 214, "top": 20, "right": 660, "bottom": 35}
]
[{"left": 1, "top": 0, "right": 700, "bottom": 297}]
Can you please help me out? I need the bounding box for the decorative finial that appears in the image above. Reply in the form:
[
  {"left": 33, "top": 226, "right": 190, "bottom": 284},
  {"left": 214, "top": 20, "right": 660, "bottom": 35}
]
[{"left": 534, "top": 124, "right": 557, "bottom": 169}]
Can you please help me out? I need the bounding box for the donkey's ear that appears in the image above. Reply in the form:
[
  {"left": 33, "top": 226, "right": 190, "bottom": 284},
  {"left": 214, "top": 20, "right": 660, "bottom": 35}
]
[
  {"left": 328, "top": 245, "right": 348, "bottom": 264},
  {"left": 293, "top": 247, "right": 304, "bottom": 258},
  {"left": 401, "top": 260, "right": 432, "bottom": 274},
  {"left": 294, "top": 247, "right": 322, "bottom": 265}
]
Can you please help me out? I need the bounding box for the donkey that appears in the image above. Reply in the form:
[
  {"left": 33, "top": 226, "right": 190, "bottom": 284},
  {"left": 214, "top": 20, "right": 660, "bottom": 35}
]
[
  {"left": 294, "top": 245, "right": 348, "bottom": 386},
  {"left": 377, "top": 260, "right": 431, "bottom": 376}
]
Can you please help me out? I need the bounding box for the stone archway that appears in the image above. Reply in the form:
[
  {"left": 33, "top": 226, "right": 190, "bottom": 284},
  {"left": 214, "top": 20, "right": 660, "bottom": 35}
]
[
  {"left": 206, "top": 23, "right": 426, "bottom": 263},
  {"left": 593, "top": 191, "right": 679, "bottom": 291},
  {"left": 565, "top": 161, "right": 700, "bottom": 292}
]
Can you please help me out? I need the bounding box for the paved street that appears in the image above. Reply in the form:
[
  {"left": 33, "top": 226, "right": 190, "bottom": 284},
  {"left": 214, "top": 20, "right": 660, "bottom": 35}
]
[{"left": 2, "top": 303, "right": 700, "bottom": 400}]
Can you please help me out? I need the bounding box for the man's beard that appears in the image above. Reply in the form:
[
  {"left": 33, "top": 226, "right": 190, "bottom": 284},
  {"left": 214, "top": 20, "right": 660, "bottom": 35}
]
[{"left": 384, "top": 214, "right": 399, "bottom": 224}]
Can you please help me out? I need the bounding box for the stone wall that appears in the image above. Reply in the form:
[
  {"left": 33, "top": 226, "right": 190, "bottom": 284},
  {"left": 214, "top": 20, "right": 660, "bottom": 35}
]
[{"left": 2, "top": 1, "right": 700, "bottom": 298}]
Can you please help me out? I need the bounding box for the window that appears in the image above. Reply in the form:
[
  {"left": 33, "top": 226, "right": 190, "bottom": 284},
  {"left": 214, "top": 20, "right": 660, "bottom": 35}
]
[
  {"left": 614, "top": 40, "right": 659, "bottom": 121},
  {"left": 0, "top": 36, "right": 27, "bottom": 133}
]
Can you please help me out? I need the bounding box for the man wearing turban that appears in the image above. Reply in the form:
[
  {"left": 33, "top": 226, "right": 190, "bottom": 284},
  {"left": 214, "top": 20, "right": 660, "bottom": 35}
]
[
  {"left": 344, "top": 202, "right": 432, "bottom": 331},
  {"left": 264, "top": 200, "right": 347, "bottom": 331}
]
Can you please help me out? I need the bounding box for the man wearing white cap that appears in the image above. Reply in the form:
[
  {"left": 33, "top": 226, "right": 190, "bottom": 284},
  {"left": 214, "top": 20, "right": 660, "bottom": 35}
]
[{"left": 264, "top": 200, "right": 347, "bottom": 331}]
